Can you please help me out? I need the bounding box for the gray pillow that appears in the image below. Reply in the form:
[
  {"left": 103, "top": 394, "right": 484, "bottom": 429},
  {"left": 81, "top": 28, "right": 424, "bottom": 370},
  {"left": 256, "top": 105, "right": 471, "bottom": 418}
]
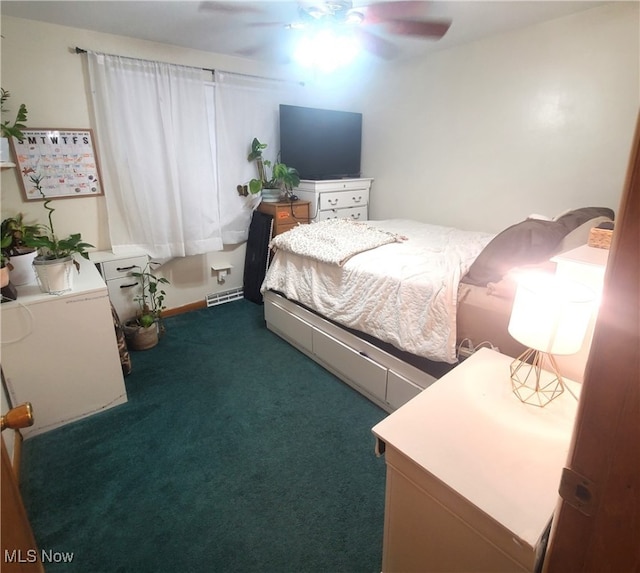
[
  {"left": 555, "top": 215, "right": 613, "bottom": 254},
  {"left": 462, "top": 219, "right": 568, "bottom": 287},
  {"left": 554, "top": 207, "right": 615, "bottom": 232}
]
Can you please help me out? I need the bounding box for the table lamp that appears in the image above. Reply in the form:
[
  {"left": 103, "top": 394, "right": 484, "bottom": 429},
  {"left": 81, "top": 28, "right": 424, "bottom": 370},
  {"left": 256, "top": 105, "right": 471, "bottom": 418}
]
[{"left": 507, "top": 273, "right": 595, "bottom": 407}]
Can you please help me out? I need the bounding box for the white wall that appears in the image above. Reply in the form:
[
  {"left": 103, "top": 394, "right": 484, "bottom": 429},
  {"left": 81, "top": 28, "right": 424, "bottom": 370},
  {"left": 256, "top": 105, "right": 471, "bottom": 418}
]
[
  {"left": 361, "top": 3, "right": 639, "bottom": 233},
  {"left": 0, "top": 16, "right": 304, "bottom": 309},
  {"left": 2, "top": 4, "right": 638, "bottom": 310}
]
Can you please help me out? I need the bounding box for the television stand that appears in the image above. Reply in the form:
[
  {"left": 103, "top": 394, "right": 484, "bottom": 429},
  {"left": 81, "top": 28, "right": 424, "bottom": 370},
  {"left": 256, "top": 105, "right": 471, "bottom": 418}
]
[{"left": 294, "top": 178, "right": 373, "bottom": 222}]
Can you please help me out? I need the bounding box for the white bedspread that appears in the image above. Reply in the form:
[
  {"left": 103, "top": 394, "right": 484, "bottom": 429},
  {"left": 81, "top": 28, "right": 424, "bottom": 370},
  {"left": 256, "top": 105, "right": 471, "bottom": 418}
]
[
  {"left": 270, "top": 218, "right": 405, "bottom": 266},
  {"left": 261, "top": 219, "right": 494, "bottom": 363}
]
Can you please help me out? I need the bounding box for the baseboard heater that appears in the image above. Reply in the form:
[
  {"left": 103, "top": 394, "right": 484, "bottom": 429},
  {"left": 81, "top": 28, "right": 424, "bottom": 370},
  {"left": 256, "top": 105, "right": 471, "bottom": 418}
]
[{"left": 206, "top": 288, "right": 244, "bottom": 307}]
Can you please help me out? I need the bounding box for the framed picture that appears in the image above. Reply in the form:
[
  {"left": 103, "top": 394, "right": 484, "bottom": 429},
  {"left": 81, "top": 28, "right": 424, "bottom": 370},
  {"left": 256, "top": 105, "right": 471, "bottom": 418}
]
[{"left": 10, "top": 128, "right": 104, "bottom": 201}]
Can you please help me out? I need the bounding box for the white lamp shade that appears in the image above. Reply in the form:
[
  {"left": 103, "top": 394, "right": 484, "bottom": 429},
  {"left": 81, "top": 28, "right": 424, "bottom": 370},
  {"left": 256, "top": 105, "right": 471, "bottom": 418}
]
[{"left": 508, "top": 273, "right": 595, "bottom": 355}]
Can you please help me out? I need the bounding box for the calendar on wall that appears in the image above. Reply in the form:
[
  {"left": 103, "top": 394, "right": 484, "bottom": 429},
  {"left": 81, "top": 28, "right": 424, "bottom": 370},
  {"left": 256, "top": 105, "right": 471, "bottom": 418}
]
[{"left": 10, "top": 128, "right": 104, "bottom": 201}]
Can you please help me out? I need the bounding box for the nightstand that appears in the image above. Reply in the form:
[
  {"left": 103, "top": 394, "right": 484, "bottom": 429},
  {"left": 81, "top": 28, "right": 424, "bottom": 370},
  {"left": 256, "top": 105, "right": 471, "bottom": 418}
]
[
  {"left": 372, "top": 348, "right": 580, "bottom": 573},
  {"left": 256, "top": 200, "right": 310, "bottom": 236}
]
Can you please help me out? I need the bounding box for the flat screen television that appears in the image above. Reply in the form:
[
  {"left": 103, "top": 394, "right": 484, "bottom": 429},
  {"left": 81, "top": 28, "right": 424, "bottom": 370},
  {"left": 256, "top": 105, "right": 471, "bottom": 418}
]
[{"left": 279, "top": 104, "right": 362, "bottom": 180}]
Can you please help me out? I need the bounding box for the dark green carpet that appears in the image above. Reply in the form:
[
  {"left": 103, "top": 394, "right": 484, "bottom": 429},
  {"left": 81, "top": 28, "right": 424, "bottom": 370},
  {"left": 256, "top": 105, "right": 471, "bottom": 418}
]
[{"left": 20, "top": 300, "right": 388, "bottom": 573}]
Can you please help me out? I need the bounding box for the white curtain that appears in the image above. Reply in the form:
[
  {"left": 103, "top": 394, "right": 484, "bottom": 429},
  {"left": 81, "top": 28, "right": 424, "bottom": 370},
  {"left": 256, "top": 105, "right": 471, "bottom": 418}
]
[
  {"left": 214, "top": 71, "right": 306, "bottom": 243},
  {"left": 87, "top": 52, "right": 222, "bottom": 258}
]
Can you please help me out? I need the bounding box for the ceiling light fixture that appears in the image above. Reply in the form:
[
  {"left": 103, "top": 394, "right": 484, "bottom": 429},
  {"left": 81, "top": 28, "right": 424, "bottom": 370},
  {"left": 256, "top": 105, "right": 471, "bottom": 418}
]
[{"left": 293, "top": 28, "right": 361, "bottom": 72}]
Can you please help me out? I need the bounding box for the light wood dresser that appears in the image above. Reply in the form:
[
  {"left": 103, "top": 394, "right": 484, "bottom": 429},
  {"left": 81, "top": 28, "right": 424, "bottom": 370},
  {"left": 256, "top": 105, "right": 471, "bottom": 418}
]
[{"left": 257, "top": 200, "right": 310, "bottom": 236}]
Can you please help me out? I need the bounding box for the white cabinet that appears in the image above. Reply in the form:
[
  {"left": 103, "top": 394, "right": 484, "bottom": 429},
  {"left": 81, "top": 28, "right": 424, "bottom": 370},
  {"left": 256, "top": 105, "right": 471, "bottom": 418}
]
[
  {"left": 294, "top": 178, "right": 373, "bottom": 222},
  {"left": 263, "top": 291, "right": 435, "bottom": 411},
  {"left": 372, "top": 348, "right": 580, "bottom": 573},
  {"left": 1, "top": 256, "right": 128, "bottom": 438},
  {"left": 91, "top": 252, "right": 148, "bottom": 321}
]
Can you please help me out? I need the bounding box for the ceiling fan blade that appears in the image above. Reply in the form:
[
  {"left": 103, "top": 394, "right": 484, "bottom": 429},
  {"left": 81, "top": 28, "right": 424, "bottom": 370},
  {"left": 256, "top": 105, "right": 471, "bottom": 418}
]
[
  {"left": 355, "top": 29, "right": 398, "bottom": 60},
  {"left": 199, "top": 1, "right": 263, "bottom": 14},
  {"left": 362, "top": 1, "right": 428, "bottom": 23},
  {"left": 384, "top": 19, "right": 451, "bottom": 39},
  {"left": 247, "top": 21, "right": 288, "bottom": 28},
  {"left": 236, "top": 42, "right": 291, "bottom": 65}
]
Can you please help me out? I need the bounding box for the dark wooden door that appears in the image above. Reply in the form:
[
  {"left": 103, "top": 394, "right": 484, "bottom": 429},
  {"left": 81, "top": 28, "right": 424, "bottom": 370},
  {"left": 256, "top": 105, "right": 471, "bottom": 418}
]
[
  {"left": 543, "top": 114, "right": 640, "bottom": 571},
  {"left": 1, "top": 433, "right": 43, "bottom": 572}
]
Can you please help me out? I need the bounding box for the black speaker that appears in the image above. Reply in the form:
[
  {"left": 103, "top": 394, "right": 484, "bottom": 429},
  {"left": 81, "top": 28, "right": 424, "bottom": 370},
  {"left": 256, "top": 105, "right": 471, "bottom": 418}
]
[{"left": 243, "top": 211, "right": 273, "bottom": 304}]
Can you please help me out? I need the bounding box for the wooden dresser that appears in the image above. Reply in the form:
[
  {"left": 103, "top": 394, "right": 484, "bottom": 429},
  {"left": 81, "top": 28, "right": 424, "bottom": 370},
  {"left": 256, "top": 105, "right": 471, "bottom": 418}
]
[{"left": 257, "top": 200, "right": 310, "bottom": 236}]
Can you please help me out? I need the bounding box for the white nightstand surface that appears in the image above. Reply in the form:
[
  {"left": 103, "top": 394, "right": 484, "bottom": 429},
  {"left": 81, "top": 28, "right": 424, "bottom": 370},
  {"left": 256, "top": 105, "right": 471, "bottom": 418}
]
[
  {"left": 552, "top": 244, "right": 609, "bottom": 268},
  {"left": 372, "top": 347, "right": 580, "bottom": 548}
]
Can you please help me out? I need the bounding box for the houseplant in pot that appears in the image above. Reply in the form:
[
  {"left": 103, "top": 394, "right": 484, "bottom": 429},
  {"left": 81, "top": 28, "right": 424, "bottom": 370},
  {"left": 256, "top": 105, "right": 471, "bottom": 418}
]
[
  {"left": 123, "top": 262, "right": 170, "bottom": 350},
  {"left": 0, "top": 88, "right": 27, "bottom": 163},
  {"left": 0, "top": 235, "right": 12, "bottom": 288},
  {"left": 247, "top": 138, "right": 300, "bottom": 202},
  {"left": 1, "top": 213, "right": 40, "bottom": 285},
  {"left": 24, "top": 174, "right": 94, "bottom": 294}
]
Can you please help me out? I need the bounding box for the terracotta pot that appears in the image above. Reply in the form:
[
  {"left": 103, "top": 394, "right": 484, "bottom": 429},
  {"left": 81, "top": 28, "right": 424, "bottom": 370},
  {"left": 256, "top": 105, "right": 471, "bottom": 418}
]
[{"left": 0, "top": 266, "right": 9, "bottom": 288}]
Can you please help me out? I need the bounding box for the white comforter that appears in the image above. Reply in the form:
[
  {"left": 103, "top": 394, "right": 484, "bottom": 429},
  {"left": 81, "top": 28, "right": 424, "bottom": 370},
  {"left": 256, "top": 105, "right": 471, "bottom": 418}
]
[{"left": 261, "top": 219, "right": 494, "bottom": 363}]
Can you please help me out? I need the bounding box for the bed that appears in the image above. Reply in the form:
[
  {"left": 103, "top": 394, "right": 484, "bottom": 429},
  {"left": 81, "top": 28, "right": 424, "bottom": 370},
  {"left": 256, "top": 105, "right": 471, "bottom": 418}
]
[{"left": 260, "top": 207, "right": 614, "bottom": 412}]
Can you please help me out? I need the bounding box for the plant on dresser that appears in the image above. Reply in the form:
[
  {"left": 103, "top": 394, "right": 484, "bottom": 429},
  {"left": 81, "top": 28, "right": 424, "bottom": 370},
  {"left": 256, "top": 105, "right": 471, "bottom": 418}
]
[
  {"left": 0, "top": 234, "right": 11, "bottom": 288},
  {"left": 23, "top": 174, "right": 94, "bottom": 294},
  {"left": 246, "top": 138, "right": 300, "bottom": 201},
  {"left": 123, "top": 261, "right": 170, "bottom": 351},
  {"left": 1, "top": 213, "right": 40, "bottom": 286}
]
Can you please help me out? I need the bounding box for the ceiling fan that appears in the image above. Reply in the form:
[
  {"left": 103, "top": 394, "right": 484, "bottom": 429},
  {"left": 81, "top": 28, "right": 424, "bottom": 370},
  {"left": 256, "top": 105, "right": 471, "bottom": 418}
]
[{"left": 201, "top": 1, "right": 452, "bottom": 60}]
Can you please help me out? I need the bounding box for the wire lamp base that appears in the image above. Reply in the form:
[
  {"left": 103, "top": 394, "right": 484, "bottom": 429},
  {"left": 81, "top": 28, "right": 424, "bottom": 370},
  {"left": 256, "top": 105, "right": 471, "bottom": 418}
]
[{"left": 510, "top": 349, "right": 565, "bottom": 408}]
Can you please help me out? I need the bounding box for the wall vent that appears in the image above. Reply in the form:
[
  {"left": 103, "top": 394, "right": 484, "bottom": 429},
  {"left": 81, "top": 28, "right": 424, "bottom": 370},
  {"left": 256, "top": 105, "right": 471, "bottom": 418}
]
[{"left": 206, "top": 288, "right": 244, "bottom": 307}]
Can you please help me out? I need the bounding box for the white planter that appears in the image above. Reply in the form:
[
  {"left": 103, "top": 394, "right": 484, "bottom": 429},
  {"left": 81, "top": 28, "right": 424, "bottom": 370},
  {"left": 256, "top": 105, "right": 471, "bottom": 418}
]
[
  {"left": 261, "top": 188, "right": 282, "bottom": 203},
  {"left": 33, "top": 256, "right": 76, "bottom": 294},
  {"left": 8, "top": 250, "right": 37, "bottom": 286}
]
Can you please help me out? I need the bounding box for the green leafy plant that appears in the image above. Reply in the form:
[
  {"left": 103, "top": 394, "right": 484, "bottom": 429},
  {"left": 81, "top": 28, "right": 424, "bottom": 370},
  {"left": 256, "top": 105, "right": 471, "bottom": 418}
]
[
  {"left": 247, "top": 138, "right": 300, "bottom": 195},
  {"left": 130, "top": 262, "right": 170, "bottom": 329},
  {"left": 1, "top": 213, "right": 39, "bottom": 257},
  {"left": 1, "top": 235, "right": 12, "bottom": 268},
  {"left": 0, "top": 88, "right": 28, "bottom": 141},
  {"left": 23, "top": 174, "right": 94, "bottom": 269}
]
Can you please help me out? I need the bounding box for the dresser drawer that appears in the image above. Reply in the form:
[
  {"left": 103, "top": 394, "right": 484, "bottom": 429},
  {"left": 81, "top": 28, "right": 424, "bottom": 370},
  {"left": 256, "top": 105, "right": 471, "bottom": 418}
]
[
  {"left": 313, "top": 328, "right": 387, "bottom": 401},
  {"left": 298, "top": 179, "right": 372, "bottom": 192},
  {"left": 106, "top": 275, "right": 143, "bottom": 321},
  {"left": 257, "top": 200, "right": 310, "bottom": 236},
  {"left": 101, "top": 256, "right": 147, "bottom": 280},
  {"left": 274, "top": 202, "right": 310, "bottom": 226},
  {"left": 319, "top": 189, "right": 369, "bottom": 211},
  {"left": 318, "top": 205, "right": 368, "bottom": 222}
]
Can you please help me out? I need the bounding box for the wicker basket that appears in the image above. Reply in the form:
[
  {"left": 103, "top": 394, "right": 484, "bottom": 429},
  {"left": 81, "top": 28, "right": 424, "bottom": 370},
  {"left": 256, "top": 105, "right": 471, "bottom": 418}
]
[{"left": 588, "top": 227, "right": 613, "bottom": 249}]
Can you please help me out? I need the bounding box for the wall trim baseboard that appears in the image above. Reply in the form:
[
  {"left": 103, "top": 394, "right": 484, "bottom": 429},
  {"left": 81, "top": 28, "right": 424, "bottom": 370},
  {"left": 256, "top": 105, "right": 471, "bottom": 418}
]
[{"left": 163, "top": 300, "right": 207, "bottom": 317}]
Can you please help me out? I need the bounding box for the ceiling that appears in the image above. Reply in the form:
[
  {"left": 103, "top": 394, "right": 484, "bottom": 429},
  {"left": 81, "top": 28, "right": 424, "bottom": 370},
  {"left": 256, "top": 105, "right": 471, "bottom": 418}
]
[{"left": 1, "top": 1, "right": 610, "bottom": 63}]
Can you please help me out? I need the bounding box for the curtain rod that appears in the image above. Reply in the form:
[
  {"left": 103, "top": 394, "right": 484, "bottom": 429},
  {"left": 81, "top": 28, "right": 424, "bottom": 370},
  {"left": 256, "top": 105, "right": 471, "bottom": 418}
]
[
  {"left": 74, "top": 47, "right": 215, "bottom": 74},
  {"left": 73, "top": 47, "right": 304, "bottom": 86}
]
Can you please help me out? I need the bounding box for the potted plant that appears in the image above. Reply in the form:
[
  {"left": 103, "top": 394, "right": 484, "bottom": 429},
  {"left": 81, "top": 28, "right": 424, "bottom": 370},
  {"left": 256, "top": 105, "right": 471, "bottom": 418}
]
[
  {"left": 23, "top": 174, "right": 94, "bottom": 294},
  {"left": 0, "top": 235, "right": 12, "bottom": 288},
  {"left": 247, "top": 138, "right": 300, "bottom": 202},
  {"left": 1, "top": 213, "right": 40, "bottom": 285},
  {"left": 0, "top": 88, "right": 27, "bottom": 163},
  {"left": 123, "top": 262, "right": 170, "bottom": 350}
]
